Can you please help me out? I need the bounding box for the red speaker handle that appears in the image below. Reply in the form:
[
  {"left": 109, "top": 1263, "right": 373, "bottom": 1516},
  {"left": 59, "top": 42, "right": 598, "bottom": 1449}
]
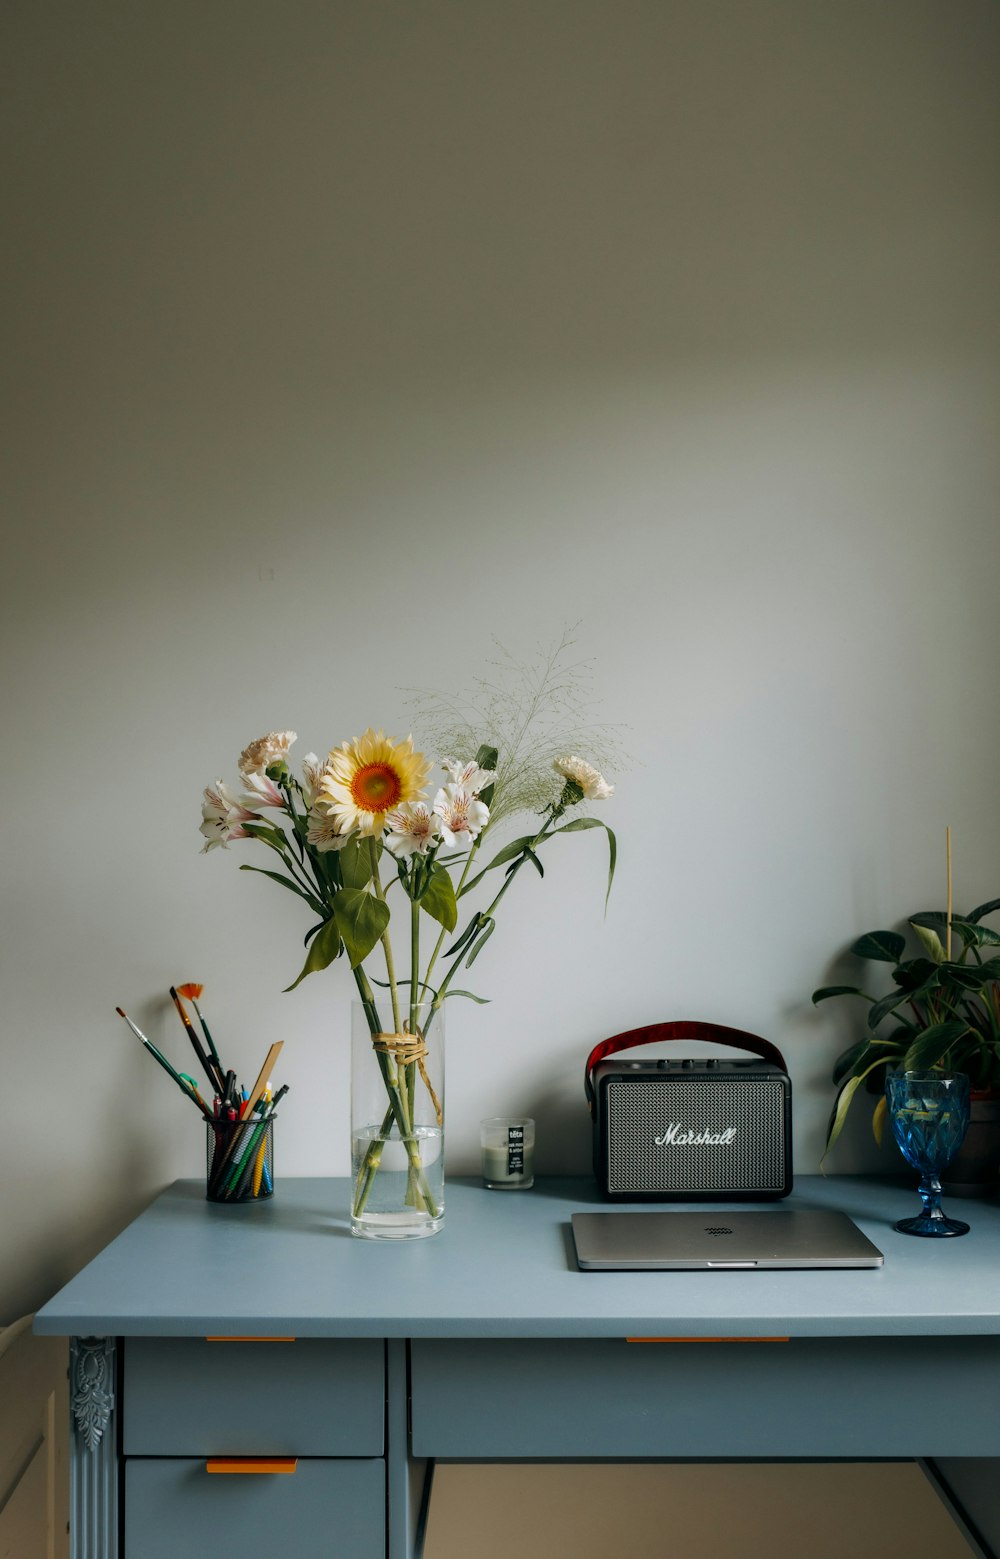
[{"left": 584, "top": 1021, "right": 787, "bottom": 1112}]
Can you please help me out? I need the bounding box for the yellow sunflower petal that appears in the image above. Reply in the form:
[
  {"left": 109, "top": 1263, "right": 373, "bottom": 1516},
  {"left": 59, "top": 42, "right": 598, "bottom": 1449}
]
[{"left": 319, "top": 728, "right": 431, "bottom": 835}]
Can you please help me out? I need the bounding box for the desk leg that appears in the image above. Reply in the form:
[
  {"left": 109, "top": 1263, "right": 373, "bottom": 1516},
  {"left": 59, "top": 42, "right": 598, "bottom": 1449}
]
[
  {"left": 69, "top": 1337, "right": 117, "bottom": 1559},
  {"left": 387, "top": 1339, "right": 433, "bottom": 1559}
]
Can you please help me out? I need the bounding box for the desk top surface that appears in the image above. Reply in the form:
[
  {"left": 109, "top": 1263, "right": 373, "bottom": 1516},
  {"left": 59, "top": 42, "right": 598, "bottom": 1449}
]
[{"left": 34, "top": 1175, "right": 1000, "bottom": 1339}]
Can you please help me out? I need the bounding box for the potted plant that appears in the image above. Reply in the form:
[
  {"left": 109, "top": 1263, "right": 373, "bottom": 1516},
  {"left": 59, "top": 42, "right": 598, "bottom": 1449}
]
[{"left": 812, "top": 894, "right": 1000, "bottom": 1191}]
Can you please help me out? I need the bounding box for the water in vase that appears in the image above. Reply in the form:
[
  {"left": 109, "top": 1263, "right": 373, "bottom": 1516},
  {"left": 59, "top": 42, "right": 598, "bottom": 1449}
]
[{"left": 351, "top": 1124, "right": 444, "bottom": 1237}]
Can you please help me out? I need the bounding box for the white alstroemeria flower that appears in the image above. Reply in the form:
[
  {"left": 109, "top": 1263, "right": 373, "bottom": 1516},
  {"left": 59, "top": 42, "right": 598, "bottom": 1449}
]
[
  {"left": 300, "top": 751, "right": 332, "bottom": 807},
  {"left": 440, "top": 756, "right": 496, "bottom": 797},
  {"left": 385, "top": 803, "right": 442, "bottom": 857},
  {"left": 553, "top": 755, "right": 614, "bottom": 800},
  {"left": 238, "top": 730, "right": 297, "bottom": 776},
  {"left": 306, "top": 808, "right": 350, "bottom": 853},
  {"left": 199, "top": 781, "right": 258, "bottom": 853},
  {"left": 241, "top": 770, "right": 285, "bottom": 809},
  {"left": 433, "top": 784, "right": 490, "bottom": 848}
]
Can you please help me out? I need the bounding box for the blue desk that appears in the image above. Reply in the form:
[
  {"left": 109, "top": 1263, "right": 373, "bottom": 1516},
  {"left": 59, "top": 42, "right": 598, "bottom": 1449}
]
[{"left": 35, "top": 1176, "right": 1000, "bottom": 1559}]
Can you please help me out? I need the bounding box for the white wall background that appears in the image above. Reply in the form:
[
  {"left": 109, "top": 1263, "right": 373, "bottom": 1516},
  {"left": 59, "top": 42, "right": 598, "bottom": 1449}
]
[{"left": 2, "top": 0, "right": 999, "bottom": 1324}]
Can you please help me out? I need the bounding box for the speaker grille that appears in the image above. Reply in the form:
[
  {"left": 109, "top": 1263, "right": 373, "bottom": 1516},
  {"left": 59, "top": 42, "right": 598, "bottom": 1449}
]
[{"left": 605, "top": 1076, "right": 786, "bottom": 1194}]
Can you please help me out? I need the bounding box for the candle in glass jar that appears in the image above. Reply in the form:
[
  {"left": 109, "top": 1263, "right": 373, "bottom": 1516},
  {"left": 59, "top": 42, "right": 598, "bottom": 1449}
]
[{"left": 481, "top": 1117, "right": 534, "bottom": 1189}]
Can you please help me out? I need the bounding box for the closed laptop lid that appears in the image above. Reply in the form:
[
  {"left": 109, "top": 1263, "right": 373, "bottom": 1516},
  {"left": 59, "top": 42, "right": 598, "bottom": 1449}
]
[{"left": 572, "top": 1209, "right": 884, "bottom": 1271}]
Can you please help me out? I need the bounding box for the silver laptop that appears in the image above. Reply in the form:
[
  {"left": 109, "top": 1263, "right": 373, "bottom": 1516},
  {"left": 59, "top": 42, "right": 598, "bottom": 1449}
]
[{"left": 572, "top": 1209, "right": 884, "bottom": 1270}]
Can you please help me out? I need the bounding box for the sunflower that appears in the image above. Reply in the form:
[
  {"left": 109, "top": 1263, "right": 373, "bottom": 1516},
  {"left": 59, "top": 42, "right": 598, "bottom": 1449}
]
[{"left": 317, "top": 729, "right": 431, "bottom": 836}]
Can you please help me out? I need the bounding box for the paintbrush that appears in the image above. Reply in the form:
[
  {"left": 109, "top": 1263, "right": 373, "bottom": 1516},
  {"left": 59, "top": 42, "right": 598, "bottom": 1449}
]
[
  {"left": 175, "top": 981, "right": 225, "bottom": 1085},
  {"left": 169, "top": 986, "right": 225, "bottom": 1094},
  {"left": 115, "top": 1007, "right": 213, "bottom": 1117}
]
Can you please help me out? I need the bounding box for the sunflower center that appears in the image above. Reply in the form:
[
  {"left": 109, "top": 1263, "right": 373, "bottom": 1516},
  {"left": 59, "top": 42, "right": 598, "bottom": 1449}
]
[{"left": 351, "top": 762, "right": 403, "bottom": 813}]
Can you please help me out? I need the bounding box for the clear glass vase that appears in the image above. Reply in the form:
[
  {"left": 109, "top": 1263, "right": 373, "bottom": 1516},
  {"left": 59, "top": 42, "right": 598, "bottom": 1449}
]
[{"left": 351, "top": 995, "right": 445, "bottom": 1239}]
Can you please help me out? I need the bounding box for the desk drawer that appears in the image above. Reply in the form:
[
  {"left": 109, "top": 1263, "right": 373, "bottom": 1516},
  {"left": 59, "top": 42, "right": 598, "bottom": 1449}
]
[
  {"left": 411, "top": 1337, "right": 1000, "bottom": 1458},
  {"left": 123, "top": 1338, "right": 384, "bottom": 1455},
  {"left": 125, "top": 1457, "right": 384, "bottom": 1559}
]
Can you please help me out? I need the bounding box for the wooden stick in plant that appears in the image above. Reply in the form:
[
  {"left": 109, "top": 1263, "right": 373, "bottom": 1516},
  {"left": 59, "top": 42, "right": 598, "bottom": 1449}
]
[{"left": 947, "top": 825, "right": 953, "bottom": 962}]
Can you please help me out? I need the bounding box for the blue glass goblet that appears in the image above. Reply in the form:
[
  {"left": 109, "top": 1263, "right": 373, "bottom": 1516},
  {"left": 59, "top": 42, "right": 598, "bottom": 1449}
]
[{"left": 886, "top": 1071, "right": 970, "bottom": 1237}]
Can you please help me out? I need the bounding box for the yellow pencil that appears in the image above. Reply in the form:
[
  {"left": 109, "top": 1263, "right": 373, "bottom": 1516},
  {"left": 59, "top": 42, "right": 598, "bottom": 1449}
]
[{"left": 252, "top": 1137, "right": 267, "bottom": 1197}]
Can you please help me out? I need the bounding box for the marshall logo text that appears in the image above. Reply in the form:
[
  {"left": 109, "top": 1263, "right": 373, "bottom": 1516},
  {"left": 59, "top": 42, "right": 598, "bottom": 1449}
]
[{"left": 654, "top": 1124, "right": 738, "bottom": 1147}]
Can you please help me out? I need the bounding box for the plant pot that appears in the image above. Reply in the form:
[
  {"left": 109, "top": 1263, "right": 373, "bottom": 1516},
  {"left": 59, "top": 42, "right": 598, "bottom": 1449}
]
[
  {"left": 941, "top": 1093, "right": 1000, "bottom": 1198},
  {"left": 350, "top": 995, "right": 445, "bottom": 1238}
]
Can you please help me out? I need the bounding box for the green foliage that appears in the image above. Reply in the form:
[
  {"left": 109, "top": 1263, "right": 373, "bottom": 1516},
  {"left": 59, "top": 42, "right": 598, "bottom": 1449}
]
[
  {"left": 339, "top": 836, "right": 376, "bottom": 891},
  {"left": 284, "top": 918, "right": 343, "bottom": 991},
  {"left": 555, "top": 815, "right": 617, "bottom": 907},
  {"left": 239, "top": 863, "right": 326, "bottom": 919},
  {"left": 332, "top": 888, "right": 391, "bottom": 970},
  {"left": 419, "top": 868, "right": 458, "bottom": 932},
  {"left": 204, "top": 702, "right": 616, "bottom": 1012},
  {"left": 814, "top": 901, "right": 1000, "bottom": 1153}
]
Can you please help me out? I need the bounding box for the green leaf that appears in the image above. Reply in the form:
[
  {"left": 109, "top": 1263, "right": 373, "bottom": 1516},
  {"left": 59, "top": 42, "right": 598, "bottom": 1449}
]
[
  {"left": 241, "top": 821, "right": 290, "bottom": 852},
  {"left": 459, "top": 836, "right": 536, "bottom": 896},
  {"left": 910, "top": 923, "right": 945, "bottom": 963},
  {"left": 465, "top": 916, "right": 496, "bottom": 968},
  {"left": 850, "top": 930, "right": 906, "bottom": 964},
  {"left": 443, "top": 988, "right": 490, "bottom": 1004},
  {"left": 419, "top": 868, "right": 458, "bottom": 932},
  {"left": 332, "top": 888, "right": 390, "bottom": 970},
  {"left": 555, "top": 816, "right": 617, "bottom": 906},
  {"left": 832, "top": 1037, "right": 902, "bottom": 1089},
  {"left": 892, "top": 958, "right": 939, "bottom": 992},
  {"left": 239, "top": 864, "right": 325, "bottom": 918},
  {"left": 832, "top": 1038, "right": 879, "bottom": 1086},
  {"left": 283, "top": 917, "right": 343, "bottom": 991},
  {"left": 310, "top": 845, "right": 343, "bottom": 896},
  {"left": 950, "top": 918, "right": 1000, "bottom": 950},
  {"left": 824, "top": 1056, "right": 890, "bottom": 1159},
  {"left": 339, "top": 836, "right": 375, "bottom": 891},
  {"left": 942, "top": 957, "right": 1000, "bottom": 992},
  {"left": 868, "top": 988, "right": 920, "bottom": 1030},
  {"left": 444, "top": 914, "right": 485, "bottom": 961},
  {"left": 966, "top": 898, "right": 1000, "bottom": 925},
  {"left": 901, "top": 1020, "right": 970, "bottom": 1072},
  {"left": 812, "top": 986, "right": 873, "bottom": 1004},
  {"left": 524, "top": 850, "right": 544, "bottom": 879},
  {"left": 872, "top": 1093, "right": 889, "bottom": 1148},
  {"left": 474, "top": 744, "right": 499, "bottom": 807},
  {"left": 909, "top": 911, "right": 950, "bottom": 933}
]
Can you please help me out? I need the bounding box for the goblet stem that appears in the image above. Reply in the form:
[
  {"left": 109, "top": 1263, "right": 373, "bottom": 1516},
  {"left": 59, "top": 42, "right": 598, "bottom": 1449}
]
[{"left": 918, "top": 1173, "right": 945, "bottom": 1222}]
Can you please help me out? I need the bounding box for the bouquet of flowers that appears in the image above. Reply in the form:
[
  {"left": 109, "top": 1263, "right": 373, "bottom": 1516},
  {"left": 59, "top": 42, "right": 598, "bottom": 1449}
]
[{"left": 200, "top": 723, "right": 615, "bottom": 1229}]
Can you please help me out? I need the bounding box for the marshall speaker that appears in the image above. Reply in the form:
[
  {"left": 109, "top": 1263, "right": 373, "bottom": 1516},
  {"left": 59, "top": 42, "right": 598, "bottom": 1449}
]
[{"left": 585, "top": 1021, "right": 793, "bottom": 1201}]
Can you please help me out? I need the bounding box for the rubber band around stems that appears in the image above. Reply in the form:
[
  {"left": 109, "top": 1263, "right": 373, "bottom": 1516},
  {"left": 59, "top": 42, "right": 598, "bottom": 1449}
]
[{"left": 372, "top": 1031, "right": 443, "bottom": 1127}]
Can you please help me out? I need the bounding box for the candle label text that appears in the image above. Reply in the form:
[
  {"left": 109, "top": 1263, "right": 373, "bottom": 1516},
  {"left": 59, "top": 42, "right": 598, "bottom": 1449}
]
[{"left": 507, "top": 1125, "right": 525, "bottom": 1175}]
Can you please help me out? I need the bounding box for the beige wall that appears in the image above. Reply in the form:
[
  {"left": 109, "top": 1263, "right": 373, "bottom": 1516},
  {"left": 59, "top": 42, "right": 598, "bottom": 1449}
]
[
  {"left": 2, "top": 0, "right": 1000, "bottom": 1326},
  {"left": 425, "top": 1464, "right": 975, "bottom": 1559}
]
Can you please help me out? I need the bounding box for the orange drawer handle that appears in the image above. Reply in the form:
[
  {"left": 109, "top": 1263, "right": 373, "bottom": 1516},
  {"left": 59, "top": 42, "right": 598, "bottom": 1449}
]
[
  {"left": 206, "top": 1458, "right": 298, "bottom": 1474},
  {"left": 204, "top": 1336, "right": 296, "bottom": 1343},
  {"left": 626, "top": 1336, "right": 790, "bottom": 1344}
]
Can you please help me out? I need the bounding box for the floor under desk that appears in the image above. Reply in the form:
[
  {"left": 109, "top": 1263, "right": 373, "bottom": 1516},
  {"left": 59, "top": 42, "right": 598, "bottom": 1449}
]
[{"left": 424, "top": 1463, "right": 977, "bottom": 1559}]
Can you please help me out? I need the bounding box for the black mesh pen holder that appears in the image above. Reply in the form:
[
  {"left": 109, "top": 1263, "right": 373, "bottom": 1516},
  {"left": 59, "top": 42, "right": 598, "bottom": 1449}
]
[{"left": 206, "top": 1114, "right": 275, "bottom": 1203}]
